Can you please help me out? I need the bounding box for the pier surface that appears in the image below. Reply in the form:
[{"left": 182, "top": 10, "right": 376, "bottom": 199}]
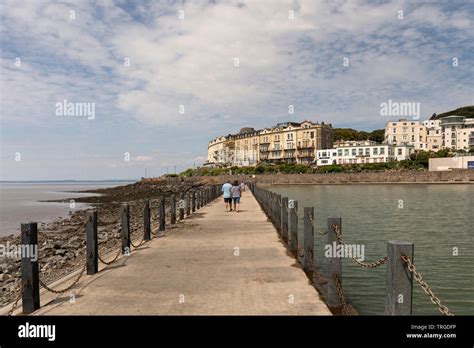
[{"left": 33, "top": 189, "right": 331, "bottom": 315}]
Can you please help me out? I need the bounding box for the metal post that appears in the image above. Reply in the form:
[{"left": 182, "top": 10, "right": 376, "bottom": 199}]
[
  {"left": 281, "top": 197, "right": 289, "bottom": 243},
  {"left": 121, "top": 204, "right": 130, "bottom": 254},
  {"left": 143, "top": 200, "right": 151, "bottom": 241},
  {"left": 196, "top": 190, "right": 201, "bottom": 210},
  {"left": 159, "top": 197, "right": 166, "bottom": 231},
  {"left": 170, "top": 194, "right": 176, "bottom": 224},
  {"left": 327, "top": 217, "right": 342, "bottom": 307},
  {"left": 192, "top": 191, "right": 196, "bottom": 212},
  {"left": 86, "top": 211, "right": 98, "bottom": 275},
  {"left": 385, "top": 241, "right": 414, "bottom": 315},
  {"left": 303, "top": 207, "right": 314, "bottom": 274},
  {"left": 289, "top": 200, "right": 298, "bottom": 256},
  {"left": 21, "top": 222, "right": 40, "bottom": 313}
]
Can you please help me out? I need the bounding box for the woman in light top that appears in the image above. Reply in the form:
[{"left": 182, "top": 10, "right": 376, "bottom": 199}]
[{"left": 230, "top": 180, "right": 242, "bottom": 212}]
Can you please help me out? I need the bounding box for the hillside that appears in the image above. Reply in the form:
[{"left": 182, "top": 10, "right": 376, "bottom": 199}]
[{"left": 430, "top": 105, "right": 474, "bottom": 120}]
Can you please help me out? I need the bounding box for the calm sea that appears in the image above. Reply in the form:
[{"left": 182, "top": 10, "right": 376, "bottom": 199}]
[
  {"left": 270, "top": 184, "right": 474, "bottom": 315},
  {"left": 0, "top": 181, "right": 135, "bottom": 237}
]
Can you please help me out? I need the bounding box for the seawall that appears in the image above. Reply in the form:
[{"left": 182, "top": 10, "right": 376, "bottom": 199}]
[{"left": 165, "top": 170, "right": 474, "bottom": 186}]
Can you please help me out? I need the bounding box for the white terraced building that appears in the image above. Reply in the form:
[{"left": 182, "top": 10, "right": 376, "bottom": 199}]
[{"left": 315, "top": 140, "right": 414, "bottom": 166}]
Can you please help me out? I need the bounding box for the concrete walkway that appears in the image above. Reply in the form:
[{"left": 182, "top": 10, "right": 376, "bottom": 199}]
[{"left": 33, "top": 189, "right": 331, "bottom": 315}]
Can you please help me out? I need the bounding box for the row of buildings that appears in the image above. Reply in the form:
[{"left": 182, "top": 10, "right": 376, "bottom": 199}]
[
  {"left": 207, "top": 121, "right": 334, "bottom": 166},
  {"left": 385, "top": 116, "right": 474, "bottom": 152},
  {"left": 207, "top": 115, "right": 474, "bottom": 167}
]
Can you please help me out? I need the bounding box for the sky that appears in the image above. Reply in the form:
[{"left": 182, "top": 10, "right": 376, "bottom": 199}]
[{"left": 1, "top": 0, "right": 473, "bottom": 180}]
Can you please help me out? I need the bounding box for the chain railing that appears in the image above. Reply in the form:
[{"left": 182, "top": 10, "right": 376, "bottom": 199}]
[
  {"left": 401, "top": 254, "right": 454, "bottom": 316},
  {"left": 249, "top": 183, "right": 457, "bottom": 316},
  {"left": 39, "top": 264, "right": 86, "bottom": 294},
  {"left": 5, "top": 184, "right": 222, "bottom": 315},
  {"left": 307, "top": 212, "right": 328, "bottom": 235},
  {"left": 333, "top": 274, "right": 349, "bottom": 315},
  {"left": 7, "top": 281, "right": 23, "bottom": 316},
  {"left": 333, "top": 224, "right": 387, "bottom": 269},
  {"left": 98, "top": 248, "right": 122, "bottom": 266}
]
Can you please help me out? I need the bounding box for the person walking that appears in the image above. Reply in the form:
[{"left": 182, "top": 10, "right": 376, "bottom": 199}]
[
  {"left": 222, "top": 180, "right": 233, "bottom": 212},
  {"left": 230, "top": 180, "right": 242, "bottom": 212}
]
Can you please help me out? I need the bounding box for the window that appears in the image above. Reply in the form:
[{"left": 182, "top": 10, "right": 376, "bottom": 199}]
[
  {"left": 358, "top": 148, "right": 363, "bottom": 155},
  {"left": 373, "top": 148, "right": 378, "bottom": 155},
  {"left": 380, "top": 147, "right": 385, "bottom": 154},
  {"left": 344, "top": 149, "right": 349, "bottom": 156},
  {"left": 352, "top": 149, "right": 356, "bottom": 156},
  {"left": 392, "top": 136, "right": 396, "bottom": 142},
  {"left": 332, "top": 152, "right": 337, "bottom": 156},
  {"left": 398, "top": 149, "right": 402, "bottom": 155},
  {"left": 365, "top": 148, "right": 370, "bottom": 156},
  {"left": 402, "top": 135, "right": 407, "bottom": 141},
  {"left": 393, "top": 128, "right": 396, "bottom": 133},
  {"left": 411, "top": 135, "right": 415, "bottom": 142},
  {"left": 402, "top": 127, "right": 407, "bottom": 133},
  {"left": 338, "top": 149, "right": 343, "bottom": 156},
  {"left": 310, "top": 132, "right": 314, "bottom": 138},
  {"left": 411, "top": 127, "right": 415, "bottom": 132}
]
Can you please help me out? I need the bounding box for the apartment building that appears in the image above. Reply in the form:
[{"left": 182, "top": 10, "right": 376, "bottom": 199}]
[
  {"left": 422, "top": 119, "right": 442, "bottom": 152},
  {"left": 385, "top": 116, "right": 474, "bottom": 153},
  {"left": 207, "top": 120, "right": 334, "bottom": 166},
  {"left": 440, "top": 116, "right": 474, "bottom": 151},
  {"left": 384, "top": 119, "right": 427, "bottom": 150},
  {"left": 315, "top": 141, "right": 414, "bottom": 166}
]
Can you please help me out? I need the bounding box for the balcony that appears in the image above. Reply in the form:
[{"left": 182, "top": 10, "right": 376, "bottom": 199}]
[
  {"left": 297, "top": 153, "right": 315, "bottom": 158},
  {"left": 297, "top": 145, "right": 315, "bottom": 150}
]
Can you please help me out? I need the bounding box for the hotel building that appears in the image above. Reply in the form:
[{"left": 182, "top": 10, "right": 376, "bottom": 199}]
[{"left": 207, "top": 120, "right": 334, "bottom": 166}]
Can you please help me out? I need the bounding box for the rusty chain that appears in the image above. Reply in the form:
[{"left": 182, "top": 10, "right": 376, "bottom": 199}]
[
  {"left": 401, "top": 254, "right": 454, "bottom": 316},
  {"left": 333, "top": 273, "right": 349, "bottom": 315},
  {"left": 39, "top": 264, "right": 86, "bottom": 294},
  {"left": 332, "top": 224, "right": 387, "bottom": 269},
  {"left": 7, "top": 281, "right": 23, "bottom": 316},
  {"left": 98, "top": 248, "right": 122, "bottom": 265},
  {"left": 307, "top": 212, "right": 328, "bottom": 235},
  {"left": 130, "top": 237, "right": 145, "bottom": 249}
]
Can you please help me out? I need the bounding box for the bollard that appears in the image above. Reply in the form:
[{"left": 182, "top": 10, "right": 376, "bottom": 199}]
[
  {"left": 86, "top": 211, "right": 98, "bottom": 275},
  {"left": 303, "top": 207, "right": 314, "bottom": 273},
  {"left": 281, "top": 197, "right": 289, "bottom": 243},
  {"left": 121, "top": 204, "right": 130, "bottom": 254},
  {"left": 276, "top": 195, "right": 282, "bottom": 231},
  {"left": 385, "top": 241, "right": 414, "bottom": 315},
  {"left": 143, "top": 200, "right": 151, "bottom": 241},
  {"left": 170, "top": 194, "right": 176, "bottom": 224},
  {"left": 186, "top": 192, "right": 191, "bottom": 216},
  {"left": 192, "top": 191, "right": 196, "bottom": 212},
  {"left": 289, "top": 200, "right": 298, "bottom": 256},
  {"left": 327, "top": 217, "right": 342, "bottom": 307},
  {"left": 21, "top": 222, "right": 40, "bottom": 314},
  {"left": 179, "top": 194, "right": 185, "bottom": 221},
  {"left": 159, "top": 197, "right": 166, "bottom": 231}
]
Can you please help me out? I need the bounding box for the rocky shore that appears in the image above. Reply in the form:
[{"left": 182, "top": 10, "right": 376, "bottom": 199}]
[{"left": 0, "top": 178, "right": 204, "bottom": 307}]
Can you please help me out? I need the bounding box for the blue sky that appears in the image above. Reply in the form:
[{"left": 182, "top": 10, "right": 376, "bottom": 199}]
[{"left": 1, "top": 0, "right": 473, "bottom": 180}]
